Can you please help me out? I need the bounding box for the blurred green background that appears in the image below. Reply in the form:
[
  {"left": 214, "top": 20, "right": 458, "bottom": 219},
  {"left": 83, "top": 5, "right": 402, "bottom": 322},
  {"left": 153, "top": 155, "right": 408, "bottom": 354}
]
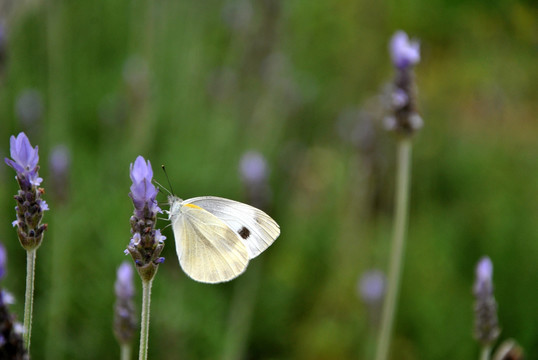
[{"left": 1, "top": 0, "right": 537, "bottom": 359}]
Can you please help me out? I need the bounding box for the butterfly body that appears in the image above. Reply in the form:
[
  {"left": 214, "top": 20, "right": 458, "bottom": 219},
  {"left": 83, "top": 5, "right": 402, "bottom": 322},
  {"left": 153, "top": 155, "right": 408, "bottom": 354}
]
[{"left": 168, "top": 195, "right": 280, "bottom": 283}]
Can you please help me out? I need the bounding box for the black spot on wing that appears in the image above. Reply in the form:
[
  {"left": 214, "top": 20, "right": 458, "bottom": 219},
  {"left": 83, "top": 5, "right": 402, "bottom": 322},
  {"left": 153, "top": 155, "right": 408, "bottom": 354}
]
[{"left": 238, "top": 227, "right": 251, "bottom": 240}]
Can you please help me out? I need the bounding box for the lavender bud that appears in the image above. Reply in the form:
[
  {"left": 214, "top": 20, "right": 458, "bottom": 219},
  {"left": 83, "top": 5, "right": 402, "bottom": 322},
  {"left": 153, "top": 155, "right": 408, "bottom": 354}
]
[
  {"left": 114, "top": 262, "right": 136, "bottom": 346},
  {"left": 125, "top": 156, "right": 165, "bottom": 281},
  {"left": 473, "top": 256, "right": 500, "bottom": 346},
  {"left": 4, "top": 132, "right": 48, "bottom": 251}
]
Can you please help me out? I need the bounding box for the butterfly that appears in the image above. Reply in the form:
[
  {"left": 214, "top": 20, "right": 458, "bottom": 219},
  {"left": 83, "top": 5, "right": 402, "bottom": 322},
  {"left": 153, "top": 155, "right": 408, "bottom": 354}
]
[{"left": 167, "top": 195, "right": 280, "bottom": 283}]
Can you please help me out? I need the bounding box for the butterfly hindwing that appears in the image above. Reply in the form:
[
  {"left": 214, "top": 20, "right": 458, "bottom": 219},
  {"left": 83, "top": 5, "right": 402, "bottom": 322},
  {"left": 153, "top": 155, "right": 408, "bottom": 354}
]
[
  {"left": 172, "top": 203, "right": 249, "bottom": 283},
  {"left": 185, "top": 196, "right": 280, "bottom": 259}
]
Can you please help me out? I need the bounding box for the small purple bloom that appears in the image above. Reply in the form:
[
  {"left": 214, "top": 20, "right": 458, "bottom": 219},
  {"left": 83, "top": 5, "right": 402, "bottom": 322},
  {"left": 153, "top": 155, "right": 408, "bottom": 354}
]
[
  {"left": 240, "top": 151, "right": 268, "bottom": 185},
  {"left": 390, "top": 31, "right": 420, "bottom": 70},
  {"left": 358, "top": 269, "right": 386, "bottom": 304},
  {"left": 115, "top": 262, "right": 135, "bottom": 300},
  {"left": 5, "top": 132, "right": 42, "bottom": 188},
  {"left": 15, "top": 89, "right": 44, "bottom": 128}
]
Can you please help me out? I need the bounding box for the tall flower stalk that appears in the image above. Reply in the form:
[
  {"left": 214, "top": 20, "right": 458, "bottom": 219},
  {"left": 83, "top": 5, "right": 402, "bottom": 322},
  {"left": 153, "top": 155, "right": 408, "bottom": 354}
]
[
  {"left": 375, "top": 31, "right": 422, "bottom": 360},
  {"left": 4, "top": 132, "right": 48, "bottom": 353},
  {"left": 124, "top": 156, "right": 165, "bottom": 360}
]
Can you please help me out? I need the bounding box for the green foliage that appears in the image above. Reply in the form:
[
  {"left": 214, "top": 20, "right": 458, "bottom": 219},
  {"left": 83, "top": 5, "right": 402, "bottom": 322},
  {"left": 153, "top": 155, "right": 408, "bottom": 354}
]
[{"left": 1, "top": 0, "right": 537, "bottom": 358}]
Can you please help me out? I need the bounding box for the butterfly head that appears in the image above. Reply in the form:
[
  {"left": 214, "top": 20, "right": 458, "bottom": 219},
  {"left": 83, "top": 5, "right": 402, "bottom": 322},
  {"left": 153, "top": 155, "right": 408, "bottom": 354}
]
[{"left": 167, "top": 195, "right": 183, "bottom": 220}]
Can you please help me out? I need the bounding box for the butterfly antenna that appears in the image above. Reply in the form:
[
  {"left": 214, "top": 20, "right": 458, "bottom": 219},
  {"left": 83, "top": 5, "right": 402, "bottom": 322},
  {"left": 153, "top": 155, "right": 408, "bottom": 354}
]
[
  {"left": 161, "top": 165, "right": 175, "bottom": 195},
  {"left": 153, "top": 179, "right": 172, "bottom": 195}
]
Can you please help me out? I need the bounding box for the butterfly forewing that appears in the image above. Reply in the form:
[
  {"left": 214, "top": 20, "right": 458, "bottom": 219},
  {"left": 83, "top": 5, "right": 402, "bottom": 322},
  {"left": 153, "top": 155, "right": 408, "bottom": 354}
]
[
  {"left": 173, "top": 204, "right": 249, "bottom": 283},
  {"left": 185, "top": 196, "right": 280, "bottom": 259}
]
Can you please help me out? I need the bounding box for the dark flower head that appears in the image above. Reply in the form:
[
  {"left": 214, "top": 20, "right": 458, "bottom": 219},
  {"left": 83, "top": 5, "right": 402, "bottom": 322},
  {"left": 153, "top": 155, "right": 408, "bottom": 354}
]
[
  {"left": 129, "top": 156, "right": 160, "bottom": 217},
  {"left": 390, "top": 31, "right": 420, "bottom": 70},
  {"left": 5, "top": 132, "right": 42, "bottom": 188}
]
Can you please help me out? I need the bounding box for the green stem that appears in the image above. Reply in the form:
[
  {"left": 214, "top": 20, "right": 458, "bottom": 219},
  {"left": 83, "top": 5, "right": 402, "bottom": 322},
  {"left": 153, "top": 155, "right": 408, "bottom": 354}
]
[
  {"left": 480, "top": 345, "right": 491, "bottom": 360},
  {"left": 24, "top": 249, "right": 37, "bottom": 352},
  {"left": 121, "top": 343, "right": 132, "bottom": 360},
  {"left": 138, "top": 278, "right": 153, "bottom": 360},
  {"left": 375, "top": 139, "right": 413, "bottom": 360}
]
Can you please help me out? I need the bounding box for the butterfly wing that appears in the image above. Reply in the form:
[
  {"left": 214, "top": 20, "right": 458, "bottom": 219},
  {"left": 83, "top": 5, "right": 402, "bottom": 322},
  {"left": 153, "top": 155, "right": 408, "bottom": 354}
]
[
  {"left": 172, "top": 203, "right": 249, "bottom": 283},
  {"left": 184, "top": 196, "right": 280, "bottom": 259}
]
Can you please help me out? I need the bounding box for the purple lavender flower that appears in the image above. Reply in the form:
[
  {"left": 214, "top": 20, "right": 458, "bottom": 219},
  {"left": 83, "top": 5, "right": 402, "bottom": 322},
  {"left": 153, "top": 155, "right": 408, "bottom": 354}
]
[
  {"left": 114, "top": 262, "right": 136, "bottom": 346},
  {"left": 358, "top": 270, "right": 386, "bottom": 304},
  {"left": 4, "top": 132, "right": 48, "bottom": 250},
  {"left": 0, "top": 243, "right": 6, "bottom": 280},
  {"left": 125, "top": 156, "right": 165, "bottom": 281},
  {"left": 15, "top": 89, "right": 44, "bottom": 128},
  {"left": 473, "top": 256, "right": 500, "bottom": 346},
  {"left": 239, "top": 151, "right": 271, "bottom": 210},
  {"left": 49, "top": 144, "right": 71, "bottom": 203},
  {"left": 384, "top": 31, "right": 422, "bottom": 135},
  {"left": 240, "top": 151, "right": 268, "bottom": 185},
  {"left": 390, "top": 31, "right": 420, "bottom": 70}
]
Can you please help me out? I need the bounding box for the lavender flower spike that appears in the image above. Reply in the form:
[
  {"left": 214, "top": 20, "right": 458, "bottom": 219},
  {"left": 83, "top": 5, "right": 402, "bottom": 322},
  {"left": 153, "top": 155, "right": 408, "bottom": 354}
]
[
  {"left": 114, "top": 262, "right": 136, "bottom": 346},
  {"left": 473, "top": 256, "right": 500, "bottom": 346},
  {"left": 125, "top": 156, "right": 165, "bottom": 282},
  {"left": 390, "top": 31, "right": 420, "bottom": 70},
  {"left": 5, "top": 132, "right": 48, "bottom": 250},
  {"left": 384, "top": 31, "right": 423, "bottom": 136}
]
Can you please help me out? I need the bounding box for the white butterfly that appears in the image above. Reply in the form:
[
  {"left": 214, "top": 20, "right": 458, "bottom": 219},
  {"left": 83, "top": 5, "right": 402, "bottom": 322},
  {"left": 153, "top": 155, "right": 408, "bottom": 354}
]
[{"left": 167, "top": 195, "right": 280, "bottom": 284}]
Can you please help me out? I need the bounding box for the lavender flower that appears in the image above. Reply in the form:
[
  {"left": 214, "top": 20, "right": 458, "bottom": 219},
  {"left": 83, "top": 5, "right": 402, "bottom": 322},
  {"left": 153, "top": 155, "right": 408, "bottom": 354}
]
[
  {"left": 15, "top": 89, "right": 44, "bottom": 129},
  {"left": 49, "top": 145, "right": 71, "bottom": 203},
  {"left": 125, "top": 156, "right": 165, "bottom": 281},
  {"left": 4, "top": 133, "right": 48, "bottom": 251},
  {"left": 358, "top": 270, "right": 386, "bottom": 305},
  {"left": 114, "top": 262, "right": 136, "bottom": 346},
  {"left": 473, "top": 256, "right": 500, "bottom": 346},
  {"left": 0, "top": 244, "right": 6, "bottom": 280},
  {"left": 384, "top": 31, "right": 423, "bottom": 135},
  {"left": 239, "top": 151, "right": 271, "bottom": 210}
]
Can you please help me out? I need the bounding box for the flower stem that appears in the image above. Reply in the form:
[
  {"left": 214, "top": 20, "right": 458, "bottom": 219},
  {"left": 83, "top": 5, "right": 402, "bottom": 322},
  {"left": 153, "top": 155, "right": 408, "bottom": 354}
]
[
  {"left": 480, "top": 345, "right": 491, "bottom": 360},
  {"left": 121, "top": 343, "right": 132, "bottom": 360},
  {"left": 375, "top": 138, "right": 413, "bottom": 360},
  {"left": 24, "top": 249, "right": 37, "bottom": 352},
  {"left": 138, "top": 278, "right": 153, "bottom": 360}
]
